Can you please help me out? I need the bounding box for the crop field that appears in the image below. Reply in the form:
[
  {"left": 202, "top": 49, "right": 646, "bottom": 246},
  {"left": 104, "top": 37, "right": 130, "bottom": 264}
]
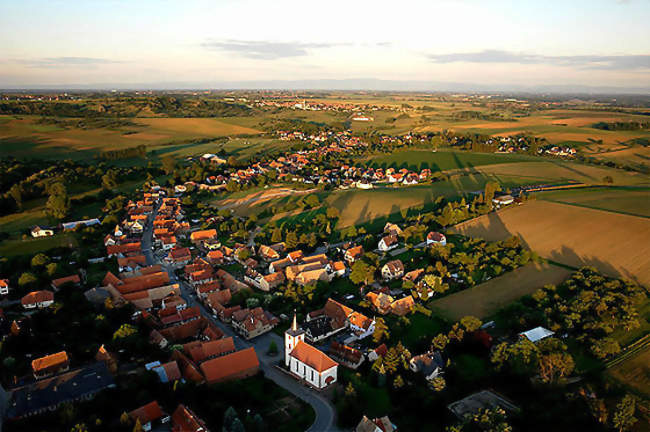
[
  {"left": 452, "top": 200, "right": 650, "bottom": 286},
  {"left": 430, "top": 262, "right": 573, "bottom": 321},
  {"left": 536, "top": 186, "right": 650, "bottom": 218},
  {"left": 367, "top": 149, "right": 536, "bottom": 171},
  {"left": 0, "top": 115, "right": 263, "bottom": 159}
]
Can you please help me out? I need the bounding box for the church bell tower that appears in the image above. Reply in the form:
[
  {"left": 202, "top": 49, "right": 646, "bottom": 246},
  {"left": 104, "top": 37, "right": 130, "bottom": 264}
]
[{"left": 284, "top": 312, "right": 305, "bottom": 366}]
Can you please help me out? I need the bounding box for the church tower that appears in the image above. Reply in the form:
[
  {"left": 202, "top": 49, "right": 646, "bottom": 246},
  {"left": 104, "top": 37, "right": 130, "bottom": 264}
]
[{"left": 284, "top": 312, "right": 305, "bottom": 366}]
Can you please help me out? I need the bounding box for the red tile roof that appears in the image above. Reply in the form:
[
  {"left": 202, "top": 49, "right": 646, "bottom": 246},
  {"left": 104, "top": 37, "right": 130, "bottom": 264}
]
[
  {"left": 200, "top": 347, "right": 260, "bottom": 384},
  {"left": 289, "top": 341, "right": 338, "bottom": 373},
  {"left": 129, "top": 401, "right": 164, "bottom": 425}
]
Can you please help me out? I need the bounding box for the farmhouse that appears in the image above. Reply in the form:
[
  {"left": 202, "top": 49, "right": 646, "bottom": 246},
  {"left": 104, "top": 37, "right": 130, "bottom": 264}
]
[
  {"left": 519, "top": 326, "right": 554, "bottom": 343},
  {"left": 492, "top": 195, "right": 515, "bottom": 206},
  {"left": 200, "top": 347, "right": 260, "bottom": 384},
  {"left": 31, "top": 226, "right": 54, "bottom": 237}
]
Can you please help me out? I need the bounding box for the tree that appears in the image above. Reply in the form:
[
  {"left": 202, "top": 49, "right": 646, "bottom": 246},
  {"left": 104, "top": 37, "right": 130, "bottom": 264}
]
[
  {"left": 31, "top": 253, "right": 50, "bottom": 268},
  {"left": 590, "top": 337, "right": 621, "bottom": 359},
  {"left": 46, "top": 182, "right": 70, "bottom": 220},
  {"left": 161, "top": 155, "right": 177, "bottom": 175},
  {"left": 373, "top": 317, "right": 390, "bottom": 343},
  {"left": 46, "top": 262, "right": 59, "bottom": 277},
  {"left": 101, "top": 170, "right": 118, "bottom": 190},
  {"left": 484, "top": 181, "right": 501, "bottom": 205},
  {"left": 71, "top": 424, "right": 89, "bottom": 432},
  {"left": 267, "top": 340, "right": 278, "bottom": 356},
  {"left": 393, "top": 374, "right": 405, "bottom": 389},
  {"left": 133, "top": 418, "right": 143, "bottom": 432},
  {"left": 285, "top": 231, "right": 298, "bottom": 249},
  {"left": 18, "top": 272, "right": 38, "bottom": 287},
  {"left": 326, "top": 207, "right": 340, "bottom": 219},
  {"left": 432, "top": 334, "right": 449, "bottom": 351},
  {"left": 227, "top": 155, "right": 238, "bottom": 166},
  {"left": 430, "top": 376, "right": 446, "bottom": 392},
  {"left": 120, "top": 412, "right": 130, "bottom": 425},
  {"left": 350, "top": 261, "right": 375, "bottom": 286},
  {"left": 603, "top": 175, "right": 614, "bottom": 184},
  {"left": 460, "top": 316, "right": 482, "bottom": 332},
  {"left": 271, "top": 227, "right": 283, "bottom": 243},
  {"left": 612, "top": 395, "right": 637, "bottom": 432},
  {"left": 9, "top": 183, "right": 23, "bottom": 210},
  {"left": 538, "top": 352, "right": 574, "bottom": 383},
  {"left": 344, "top": 382, "right": 357, "bottom": 398},
  {"left": 113, "top": 324, "right": 137, "bottom": 340}
]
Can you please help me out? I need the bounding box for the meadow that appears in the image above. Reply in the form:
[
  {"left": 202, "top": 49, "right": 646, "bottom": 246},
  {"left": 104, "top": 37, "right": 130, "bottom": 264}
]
[
  {"left": 366, "top": 149, "right": 536, "bottom": 171},
  {"left": 451, "top": 200, "right": 650, "bottom": 287},
  {"left": 430, "top": 261, "right": 573, "bottom": 321}
]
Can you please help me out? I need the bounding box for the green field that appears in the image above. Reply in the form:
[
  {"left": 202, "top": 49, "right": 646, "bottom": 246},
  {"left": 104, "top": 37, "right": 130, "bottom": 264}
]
[
  {"left": 0, "top": 233, "right": 77, "bottom": 257},
  {"left": 367, "top": 149, "right": 536, "bottom": 171},
  {"left": 430, "top": 262, "right": 573, "bottom": 321},
  {"left": 536, "top": 186, "right": 650, "bottom": 218}
]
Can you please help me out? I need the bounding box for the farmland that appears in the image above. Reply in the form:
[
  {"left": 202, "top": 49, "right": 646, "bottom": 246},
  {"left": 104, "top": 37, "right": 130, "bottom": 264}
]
[
  {"left": 0, "top": 115, "right": 263, "bottom": 160},
  {"left": 451, "top": 200, "right": 650, "bottom": 286},
  {"left": 430, "top": 261, "right": 573, "bottom": 321},
  {"left": 607, "top": 344, "right": 650, "bottom": 399},
  {"left": 366, "top": 149, "right": 536, "bottom": 171},
  {"left": 536, "top": 186, "right": 650, "bottom": 218}
]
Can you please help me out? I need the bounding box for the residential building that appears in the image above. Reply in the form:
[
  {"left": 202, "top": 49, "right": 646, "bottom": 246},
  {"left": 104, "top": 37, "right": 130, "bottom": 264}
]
[{"left": 381, "top": 260, "right": 404, "bottom": 280}]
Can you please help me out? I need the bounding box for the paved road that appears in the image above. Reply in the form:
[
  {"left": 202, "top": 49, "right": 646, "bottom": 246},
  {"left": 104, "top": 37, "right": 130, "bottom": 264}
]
[{"left": 143, "top": 203, "right": 340, "bottom": 431}]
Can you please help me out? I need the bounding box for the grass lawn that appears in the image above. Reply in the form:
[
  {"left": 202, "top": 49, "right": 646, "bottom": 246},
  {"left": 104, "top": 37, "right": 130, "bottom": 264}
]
[
  {"left": 453, "top": 354, "right": 490, "bottom": 382},
  {"left": 0, "top": 233, "right": 77, "bottom": 257},
  {"left": 388, "top": 312, "right": 447, "bottom": 350}
]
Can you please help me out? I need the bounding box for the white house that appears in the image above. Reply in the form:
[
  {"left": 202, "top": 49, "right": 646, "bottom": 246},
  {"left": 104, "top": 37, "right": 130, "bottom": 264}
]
[
  {"left": 31, "top": 226, "right": 54, "bottom": 238},
  {"left": 519, "top": 326, "right": 555, "bottom": 343},
  {"left": 492, "top": 195, "right": 515, "bottom": 207},
  {"left": 0, "top": 279, "right": 9, "bottom": 296},
  {"left": 381, "top": 260, "right": 404, "bottom": 280},
  {"left": 285, "top": 315, "right": 338, "bottom": 389},
  {"left": 356, "top": 180, "right": 373, "bottom": 189},
  {"left": 378, "top": 234, "right": 398, "bottom": 252},
  {"left": 426, "top": 232, "right": 447, "bottom": 246}
]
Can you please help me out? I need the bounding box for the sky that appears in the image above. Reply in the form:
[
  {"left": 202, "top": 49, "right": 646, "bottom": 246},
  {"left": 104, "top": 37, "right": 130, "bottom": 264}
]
[{"left": 0, "top": 0, "right": 649, "bottom": 91}]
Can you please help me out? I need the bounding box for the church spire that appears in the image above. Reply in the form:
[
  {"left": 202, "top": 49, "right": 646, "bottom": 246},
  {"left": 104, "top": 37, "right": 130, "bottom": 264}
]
[{"left": 291, "top": 311, "right": 298, "bottom": 331}]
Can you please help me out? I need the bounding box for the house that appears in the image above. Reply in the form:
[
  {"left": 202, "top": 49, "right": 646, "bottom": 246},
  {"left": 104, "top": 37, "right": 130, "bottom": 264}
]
[
  {"left": 258, "top": 244, "right": 281, "bottom": 261},
  {"left": 381, "top": 260, "right": 404, "bottom": 280},
  {"left": 0, "top": 279, "right": 9, "bottom": 296},
  {"left": 356, "top": 415, "right": 397, "bottom": 432},
  {"left": 172, "top": 404, "right": 210, "bottom": 432},
  {"left": 390, "top": 296, "right": 415, "bottom": 316},
  {"left": 366, "top": 292, "right": 394, "bottom": 315},
  {"left": 356, "top": 179, "right": 373, "bottom": 189},
  {"left": 51, "top": 274, "right": 81, "bottom": 291},
  {"left": 344, "top": 246, "right": 364, "bottom": 264},
  {"left": 348, "top": 311, "right": 375, "bottom": 340},
  {"left": 519, "top": 326, "right": 555, "bottom": 343},
  {"left": 410, "top": 351, "right": 445, "bottom": 381},
  {"left": 166, "top": 247, "right": 192, "bottom": 266},
  {"left": 32, "top": 351, "right": 70, "bottom": 379},
  {"left": 200, "top": 347, "right": 260, "bottom": 384},
  {"left": 492, "top": 195, "right": 515, "bottom": 207},
  {"left": 367, "top": 344, "right": 388, "bottom": 362},
  {"left": 329, "top": 341, "right": 365, "bottom": 369},
  {"left": 285, "top": 314, "right": 338, "bottom": 389},
  {"left": 295, "top": 268, "right": 330, "bottom": 286},
  {"left": 426, "top": 232, "right": 447, "bottom": 246},
  {"left": 146, "top": 361, "right": 182, "bottom": 383},
  {"left": 129, "top": 401, "right": 170, "bottom": 432},
  {"left": 231, "top": 307, "right": 279, "bottom": 339},
  {"left": 31, "top": 226, "right": 54, "bottom": 237},
  {"left": 6, "top": 362, "right": 116, "bottom": 420},
  {"left": 378, "top": 234, "right": 398, "bottom": 252},
  {"left": 190, "top": 229, "right": 217, "bottom": 244},
  {"left": 21, "top": 290, "right": 54, "bottom": 309},
  {"left": 330, "top": 261, "right": 346, "bottom": 277},
  {"left": 184, "top": 337, "right": 236, "bottom": 363}
]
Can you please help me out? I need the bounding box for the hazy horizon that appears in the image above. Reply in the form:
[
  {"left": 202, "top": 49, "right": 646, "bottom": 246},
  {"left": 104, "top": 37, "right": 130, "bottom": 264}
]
[{"left": 1, "top": 0, "right": 649, "bottom": 92}]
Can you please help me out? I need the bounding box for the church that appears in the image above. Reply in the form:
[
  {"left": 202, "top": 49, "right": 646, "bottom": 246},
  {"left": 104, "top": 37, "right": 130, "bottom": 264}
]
[{"left": 285, "top": 314, "right": 338, "bottom": 389}]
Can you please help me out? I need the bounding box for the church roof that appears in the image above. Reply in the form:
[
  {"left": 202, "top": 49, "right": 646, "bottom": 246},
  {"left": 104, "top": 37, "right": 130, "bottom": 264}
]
[{"left": 289, "top": 341, "right": 338, "bottom": 373}]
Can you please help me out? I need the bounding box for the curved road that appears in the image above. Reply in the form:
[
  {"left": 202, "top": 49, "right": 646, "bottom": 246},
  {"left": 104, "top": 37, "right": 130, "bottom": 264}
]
[{"left": 142, "top": 203, "right": 340, "bottom": 431}]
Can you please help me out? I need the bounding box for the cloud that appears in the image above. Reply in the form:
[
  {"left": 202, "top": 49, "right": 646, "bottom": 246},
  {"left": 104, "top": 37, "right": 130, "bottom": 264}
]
[
  {"left": 427, "top": 50, "right": 650, "bottom": 70},
  {"left": 13, "top": 57, "right": 123, "bottom": 68},
  {"left": 202, "top": 39, "right": 348, "bottom": 60}
]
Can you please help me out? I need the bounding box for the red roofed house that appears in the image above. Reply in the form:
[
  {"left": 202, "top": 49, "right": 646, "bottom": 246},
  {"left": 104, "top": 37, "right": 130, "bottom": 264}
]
[
  {"left": 344, "top": 246, "right": 364, "bottom": 264},
  {"left": 426, "top": 231, "right": 447, "bottom": 246},
  {"left": 51, "top": 274, "right": 81, "bottom": 291},
  {"left": 190, "top": 229, "right": 217, "bottom": 244},
  {"left": 31, "top": 351, "right": 70, "bottom": 379},
  {"left": 172, "top": 404, "right": 209, "bottom": 432},
  {"left": 378, "top": 234, "right": 398, "bottom": 252},
  {"left": 0, "top": 279, "right": 9, "bottom": 296},
  {"left": 21, "top": 290, "right": 54, "bottom": 309},
  {"left": 200, "top": 347, "right": 260, "bottom": 384},
  {"left": 166, "top": 247, "right": 192, "bottom": 266},
  {"left": 381, "top": 260, "right": 404, "bottom": 280},
  {"left": 129, "top": 401, "right": 169, "bottom": 432},
  {"left": 284, "top": 314, "right": 338, "bottom": 389}
]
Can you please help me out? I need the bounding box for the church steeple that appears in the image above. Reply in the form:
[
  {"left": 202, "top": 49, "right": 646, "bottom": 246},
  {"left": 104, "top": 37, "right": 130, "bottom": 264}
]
[{"left": 284, "top": 311, "right": 305, "bottom": 366}]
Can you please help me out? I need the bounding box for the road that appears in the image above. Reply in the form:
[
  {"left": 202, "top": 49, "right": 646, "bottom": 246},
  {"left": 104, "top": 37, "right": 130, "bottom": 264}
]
[{"left": 142, "top": 202, "right": 340, "bottom": 432}]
